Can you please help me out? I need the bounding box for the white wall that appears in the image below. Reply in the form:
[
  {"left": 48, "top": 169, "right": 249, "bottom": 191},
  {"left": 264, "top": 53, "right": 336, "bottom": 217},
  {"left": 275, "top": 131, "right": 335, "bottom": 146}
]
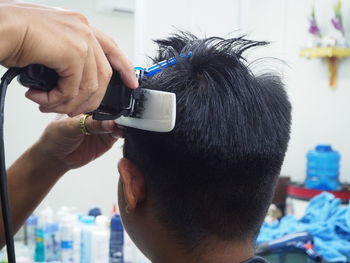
[
  {"left": 134, "top": 0, "right": 241, "bottom": 64},
  {"left": 274, "top": 0, "right": 350, "bottom": 183},
  {"left": 137, "top": 0, "right": 350, "bottom": 184}
]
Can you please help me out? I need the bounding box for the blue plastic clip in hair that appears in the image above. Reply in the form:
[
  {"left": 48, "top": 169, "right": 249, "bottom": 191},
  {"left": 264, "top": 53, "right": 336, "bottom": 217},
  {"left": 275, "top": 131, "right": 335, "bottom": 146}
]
[{"left": 135, "top": 52, "right": 192, "bottom": 78}]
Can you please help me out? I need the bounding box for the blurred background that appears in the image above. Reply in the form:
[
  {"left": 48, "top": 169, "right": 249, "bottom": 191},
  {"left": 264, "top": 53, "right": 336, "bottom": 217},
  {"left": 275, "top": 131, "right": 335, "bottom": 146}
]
[{"left": 1, "top": 0, "right": 350, "bottom": 262}]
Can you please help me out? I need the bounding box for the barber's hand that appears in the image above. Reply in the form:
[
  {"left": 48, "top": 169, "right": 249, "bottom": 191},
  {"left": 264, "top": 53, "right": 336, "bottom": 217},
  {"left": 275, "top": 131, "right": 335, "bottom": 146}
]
[
  {"left": 33, "top": 115, "right": 122, "bottom": 172},
  {"left": 0, "top": 2, "right": 138, "bottom": 116}
]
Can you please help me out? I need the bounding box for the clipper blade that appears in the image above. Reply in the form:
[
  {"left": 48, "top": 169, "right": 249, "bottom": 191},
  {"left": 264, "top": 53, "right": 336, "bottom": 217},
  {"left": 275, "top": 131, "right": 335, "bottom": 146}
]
[{"left": 115, "top": 89, "right": 176, "bottom": 132}]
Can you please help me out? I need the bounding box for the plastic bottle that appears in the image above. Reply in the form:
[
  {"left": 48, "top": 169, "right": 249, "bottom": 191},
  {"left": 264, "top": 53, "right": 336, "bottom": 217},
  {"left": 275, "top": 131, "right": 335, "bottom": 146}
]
[
  {"left": 305, "top": 144, "right": 341, "bottom": 190},
  {"left": 44, "top": 222, "right": 60, "bottom": 261},
  {"left": 34, "top": 215, "right": 46, "bottom": 262},
  {"left": 34, "top": 205, "right": 60, "bottom": 262},
  {"left": 91, "top": 215, "right": 109, "bottom": 263},
  {"left": 61, "top": 215, "right": 75, "bottom": 263},
  {"left": 14, "top": 224, "right": 25, "bottom": 243},
  {"left": 80, "top": 216, "right": 96, "bottom": 263},
  {"left": 14, "top": 242, "right": 33, "bottom": 263},
  {"left": 57, "top": 206, "right": 76, "bottom": 221},
  {"left": 41, "top": 206, "right": 59, "bottom": 263},
  {"left": 109, "top": 213, "right": 124, "bottom": 263},
  {"left": 73, "top": 215, "right": 82, "bottom": 263},
  {"left": 25, "top": 215, "right": 38, "bottom": 249}
]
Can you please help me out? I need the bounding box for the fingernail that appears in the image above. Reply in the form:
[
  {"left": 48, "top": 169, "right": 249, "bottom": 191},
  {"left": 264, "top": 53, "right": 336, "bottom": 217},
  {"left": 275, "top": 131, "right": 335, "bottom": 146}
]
[
  {"left": 102, "top": 121, "right": 113, "bottom": 131},
  {"left": 110, "top": 134, "right": 120, "bottom": 140},
  {"left": 122, "top": 71, "right": 138, "bottom": 89},
  {"left": 111, "top": 129, "right": 124, "bottom": 139},
  {"left": 68, "top": 112, "right": 79, "bottom": 118},
  {"left": 131, "top": 76, "right": 139, "bottom": 89}
]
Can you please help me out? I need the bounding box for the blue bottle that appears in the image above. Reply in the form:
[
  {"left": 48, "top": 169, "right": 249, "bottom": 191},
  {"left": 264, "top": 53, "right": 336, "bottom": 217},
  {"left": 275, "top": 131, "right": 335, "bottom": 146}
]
[
  {"left": 109, "top": 214, "right": 124, "bottom": 263},
  {"left": 305, "top": 144, "right": 341, "bottom": 190},
  {"left": 34, "top": 227, "right": 45, "bottom": 262}
]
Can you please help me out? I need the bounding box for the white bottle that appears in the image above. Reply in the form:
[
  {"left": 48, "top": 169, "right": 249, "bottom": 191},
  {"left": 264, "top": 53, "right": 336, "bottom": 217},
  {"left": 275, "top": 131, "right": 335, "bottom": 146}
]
[
  {"left": 25, "top": 215, "right": 38, "bottom": 249},
  {"left": 60, "top": 215, "right": 75, "bottom": 263},
  {"left": 73, "top": 215, "right": 81, "bottom": 263},
  {"left": 80, "top": 216, "right": 96, "bottom": 263},
  {"left": 38, "top": 206, "right": 54, "bottom": 262},
  {"left": 91, "top": 216, "right": 110, "bottom": 263}
]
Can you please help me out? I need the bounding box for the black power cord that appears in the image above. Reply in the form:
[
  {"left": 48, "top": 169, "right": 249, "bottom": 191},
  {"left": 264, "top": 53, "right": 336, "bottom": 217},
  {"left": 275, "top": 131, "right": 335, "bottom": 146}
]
[
  {"left": 0, "top": 67, "right": 22, "bottom": 263},
  {"left": 0, "top": 65, "right": 58, "bottom": 263}
]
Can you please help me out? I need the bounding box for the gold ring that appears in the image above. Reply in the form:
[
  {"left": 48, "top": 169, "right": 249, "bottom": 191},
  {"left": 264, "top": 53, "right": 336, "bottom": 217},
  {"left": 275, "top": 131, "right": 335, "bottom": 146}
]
[{"left": 79, "top": 114, "right": 91, "bottom": 135}]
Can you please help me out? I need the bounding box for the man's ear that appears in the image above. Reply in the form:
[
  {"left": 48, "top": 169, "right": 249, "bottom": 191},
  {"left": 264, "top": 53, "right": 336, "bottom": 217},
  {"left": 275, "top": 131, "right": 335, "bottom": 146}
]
[{"left": 118, "top": 158, "right": 146, "bottom": 211}]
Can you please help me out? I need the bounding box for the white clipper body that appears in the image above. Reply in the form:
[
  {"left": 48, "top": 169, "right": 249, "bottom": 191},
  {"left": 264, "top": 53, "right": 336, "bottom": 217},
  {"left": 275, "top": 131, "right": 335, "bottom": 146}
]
[{"left": 115, "top": 89, "right": 176, "bottom": 132}]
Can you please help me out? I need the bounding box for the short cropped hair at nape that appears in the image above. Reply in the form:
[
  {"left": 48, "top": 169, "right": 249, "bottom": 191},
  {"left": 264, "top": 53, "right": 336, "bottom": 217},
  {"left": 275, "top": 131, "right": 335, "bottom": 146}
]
[{"left": 123, "top": 31, "right": 291, "bottom": 246}]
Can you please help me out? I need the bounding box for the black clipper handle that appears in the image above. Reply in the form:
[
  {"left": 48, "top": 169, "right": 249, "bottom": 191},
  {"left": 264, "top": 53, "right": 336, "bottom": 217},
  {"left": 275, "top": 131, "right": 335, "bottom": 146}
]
[
  {"left": 18, "top": 64, "right": 59, "bottom": 91},
  {"left": 92, "top": 70, "right": 133, "bottom": 120},
  {"left": 17, "top": 64, "right": 135, "bottom": 120}
]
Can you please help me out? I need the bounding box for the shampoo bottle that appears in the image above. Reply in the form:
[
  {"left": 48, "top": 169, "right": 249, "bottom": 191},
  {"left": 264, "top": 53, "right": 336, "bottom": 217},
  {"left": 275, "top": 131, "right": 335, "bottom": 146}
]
[
  {"left": 61, "top": 215, "right": 75, "bottom": 263},
  {"left": 91, "top": 215, "right": 109, "bottom": 263},
  {"left": 109, "top": 213, "right": 124, "bottom": 263},
  {"left": 80, "top": 216, "right": 95, "bottom": 263}
]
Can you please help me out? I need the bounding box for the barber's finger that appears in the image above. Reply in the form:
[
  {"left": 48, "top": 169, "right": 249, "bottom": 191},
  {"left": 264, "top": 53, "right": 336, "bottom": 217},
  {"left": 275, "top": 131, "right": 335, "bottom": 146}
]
[
  {"left": 67, "top": 45, "right": 100, "bottom": 117},
  {"left": 58, "top": 115, "right": 122, "bottom": 138},
  {"left": 85, "top": 117, "right": 124, "bottom": 137},
  {"left": 60, "top": 44, "right": 98, "bottom": 116},
  {"left": 69, "top": 36, "right": 112, "bottom": 116},
  {"left": 25, "top": 47, "right": 86, "bottom": 110},
  {"left": 93, "top": 27, "right": 138, "bottom": 89},
  {"left": 69, "top": 83, "right": 104, "bottom": 117},
  {"left": 39, "top": 45, "right": 99, "bottom": 116},
  {"left": 11, "top": 2, "right": 58, "bottom": 10},
  {"left": 25, "top": 89, "right": 61, "bottom": 110}
]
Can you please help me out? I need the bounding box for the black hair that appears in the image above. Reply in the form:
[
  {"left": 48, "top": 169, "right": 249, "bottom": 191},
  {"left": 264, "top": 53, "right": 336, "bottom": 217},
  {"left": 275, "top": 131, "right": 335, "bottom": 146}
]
[{"left": 123, "top": 31, "right": 291, "bottom": 246}]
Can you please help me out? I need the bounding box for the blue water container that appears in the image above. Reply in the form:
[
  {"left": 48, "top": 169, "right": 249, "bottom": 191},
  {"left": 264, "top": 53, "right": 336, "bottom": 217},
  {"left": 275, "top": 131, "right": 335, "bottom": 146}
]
[{"left": 305, "top": 145, "right": 340, "bottom": 190}]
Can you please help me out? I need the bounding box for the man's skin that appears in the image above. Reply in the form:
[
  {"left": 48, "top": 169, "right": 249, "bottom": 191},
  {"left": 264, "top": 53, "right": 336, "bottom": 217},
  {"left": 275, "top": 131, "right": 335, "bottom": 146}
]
[
  {"left": 0, "top": 116, "right": 123, "bottom": 247},
  {"left": 117, "top": 158, "right": 255, "bottom": 263},
  {"left": 0, "top": 0, "right": 138, "bottom": 116}
]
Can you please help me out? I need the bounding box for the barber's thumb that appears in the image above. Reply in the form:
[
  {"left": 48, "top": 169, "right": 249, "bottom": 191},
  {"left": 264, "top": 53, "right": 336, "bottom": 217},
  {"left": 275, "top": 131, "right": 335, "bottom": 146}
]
[
  {"left": 85, "top": 118, "right": 113, "bottom": 134},
  {"left": 85, "top": 118, "right": 123, "bottom": 137},
  {"left": 101, "top": 120, "right": 116, "bottom": 132}
]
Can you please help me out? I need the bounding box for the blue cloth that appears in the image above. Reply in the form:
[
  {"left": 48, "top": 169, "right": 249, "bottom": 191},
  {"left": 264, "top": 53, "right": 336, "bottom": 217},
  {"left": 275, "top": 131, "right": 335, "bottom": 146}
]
[{"left": 257, "top": 192, "right": 350, "bottom": 263}]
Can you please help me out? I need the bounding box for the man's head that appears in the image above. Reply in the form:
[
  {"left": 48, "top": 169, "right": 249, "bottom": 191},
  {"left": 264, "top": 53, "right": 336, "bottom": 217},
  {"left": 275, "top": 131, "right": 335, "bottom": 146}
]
[{"left": 118, "top": 32, "right": 291, "bottom": 261}]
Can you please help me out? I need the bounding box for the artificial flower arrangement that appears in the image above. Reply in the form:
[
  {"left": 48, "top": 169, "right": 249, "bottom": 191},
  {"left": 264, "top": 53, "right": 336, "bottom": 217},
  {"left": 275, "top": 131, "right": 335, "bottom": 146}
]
[{"left": 307, "top": 0, "right": 347, "bottom": 48}]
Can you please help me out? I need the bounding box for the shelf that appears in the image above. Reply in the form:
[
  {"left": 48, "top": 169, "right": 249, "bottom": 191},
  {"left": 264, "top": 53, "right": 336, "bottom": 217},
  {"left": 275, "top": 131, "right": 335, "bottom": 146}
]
[
  {"left": 300, "top": 47, "right": 350, "bottom": 59},
  {"left": 300, "top": 47, "right": 350, "bottom": 89}
]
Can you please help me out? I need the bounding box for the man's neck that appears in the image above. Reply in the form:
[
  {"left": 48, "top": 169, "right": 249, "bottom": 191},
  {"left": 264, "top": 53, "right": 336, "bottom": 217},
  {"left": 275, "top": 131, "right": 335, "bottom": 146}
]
[
  {"left": 150, "top": 236, "right": 254, "bottom": 263},
  {"left": 132, "top": 208, "right": 255, "bottom": 263}
]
